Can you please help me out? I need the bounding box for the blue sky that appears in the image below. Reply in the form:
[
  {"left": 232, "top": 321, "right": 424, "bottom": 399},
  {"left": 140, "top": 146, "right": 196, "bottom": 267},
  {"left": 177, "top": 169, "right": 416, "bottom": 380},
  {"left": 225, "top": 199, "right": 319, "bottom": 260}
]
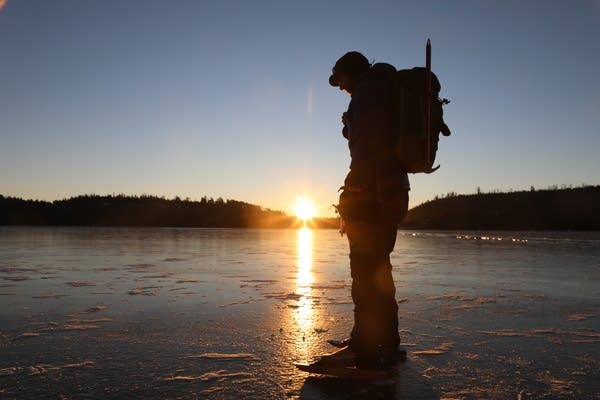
[{"left": 1, "top": 0, "right": 599, "bottom": 216}]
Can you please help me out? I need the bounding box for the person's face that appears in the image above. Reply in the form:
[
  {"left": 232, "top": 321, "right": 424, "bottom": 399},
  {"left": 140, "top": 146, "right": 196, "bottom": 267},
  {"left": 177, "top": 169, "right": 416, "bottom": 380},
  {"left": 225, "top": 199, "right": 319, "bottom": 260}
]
[{"left": 337, "top": 72, "right": 353, "bottom": 95}]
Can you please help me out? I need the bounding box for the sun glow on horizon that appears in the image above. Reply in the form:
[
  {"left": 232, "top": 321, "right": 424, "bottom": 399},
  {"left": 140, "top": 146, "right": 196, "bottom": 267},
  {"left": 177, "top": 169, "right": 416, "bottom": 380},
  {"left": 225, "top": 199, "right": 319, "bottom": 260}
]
[{"left": 293, "top": 196, "right": 317, "bottom": 222}]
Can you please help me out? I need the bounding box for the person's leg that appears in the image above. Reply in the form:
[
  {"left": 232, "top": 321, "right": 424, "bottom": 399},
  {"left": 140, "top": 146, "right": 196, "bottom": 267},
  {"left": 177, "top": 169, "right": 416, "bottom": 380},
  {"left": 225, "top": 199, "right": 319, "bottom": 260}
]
[
  {"left": 373, "top": 189, "right": 409, "bottom": 352},
  {"left": 346, "top": 220, "right": 400, "bottom": 361},
  {"left": 373, "top": 222, "right": 400, "bottom": 351},
  {"left": 318, "top": 220, "right": 401, "bottom": 368},
  {"left": 335, "top": 189, "right": 407, "bottom": 366}
]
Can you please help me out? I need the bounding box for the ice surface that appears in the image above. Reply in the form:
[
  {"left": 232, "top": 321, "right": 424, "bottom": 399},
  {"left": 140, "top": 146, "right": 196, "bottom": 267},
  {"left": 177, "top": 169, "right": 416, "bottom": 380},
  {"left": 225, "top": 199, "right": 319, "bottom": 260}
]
[
  {"left": 0, "top": 227, "right": 598, "bottom": 399},
  {"left": 185, "top": 353, "right": 258, "bottom": 360}
]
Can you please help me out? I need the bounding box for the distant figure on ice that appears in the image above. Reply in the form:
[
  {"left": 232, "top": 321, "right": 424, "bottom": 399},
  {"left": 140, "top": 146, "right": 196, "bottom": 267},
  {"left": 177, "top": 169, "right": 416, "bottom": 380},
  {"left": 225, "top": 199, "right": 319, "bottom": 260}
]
[{"left": 325, "top": 51, "right": 410, "bottom": 369}]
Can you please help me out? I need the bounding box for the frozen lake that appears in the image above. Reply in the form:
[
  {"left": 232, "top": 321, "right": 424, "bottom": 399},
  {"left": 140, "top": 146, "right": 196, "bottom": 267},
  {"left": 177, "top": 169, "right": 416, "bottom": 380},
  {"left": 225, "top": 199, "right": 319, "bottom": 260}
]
[{"left": 0, "top": 227, "right": 599, "bottom": 399}]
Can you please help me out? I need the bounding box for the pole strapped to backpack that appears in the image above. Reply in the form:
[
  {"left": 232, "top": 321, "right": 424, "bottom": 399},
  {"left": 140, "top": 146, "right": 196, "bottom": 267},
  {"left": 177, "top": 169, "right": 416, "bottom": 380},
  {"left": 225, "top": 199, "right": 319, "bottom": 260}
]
[{"left": 425, "top": 38, "right": 432, "bottom": 167}]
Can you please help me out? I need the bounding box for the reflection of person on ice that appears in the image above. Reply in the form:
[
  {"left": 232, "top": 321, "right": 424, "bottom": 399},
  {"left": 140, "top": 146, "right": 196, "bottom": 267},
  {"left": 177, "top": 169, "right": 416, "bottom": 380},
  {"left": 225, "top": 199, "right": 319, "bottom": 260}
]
[{"left": 327, "top": 51, "right": 409, "bottom": 369}]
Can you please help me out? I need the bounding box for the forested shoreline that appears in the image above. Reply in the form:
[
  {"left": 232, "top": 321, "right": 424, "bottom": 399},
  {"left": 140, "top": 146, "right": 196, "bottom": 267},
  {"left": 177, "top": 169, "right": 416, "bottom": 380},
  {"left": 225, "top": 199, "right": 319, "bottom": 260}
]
[
  {"left": 400, "top": 185, "right": 600, "bottom": 230},
  {"left": 0, "top": 194, "right": 298, "bottom": 228},
  {"left": 2, "top": 185, "right": 599, "bottom": 230}
]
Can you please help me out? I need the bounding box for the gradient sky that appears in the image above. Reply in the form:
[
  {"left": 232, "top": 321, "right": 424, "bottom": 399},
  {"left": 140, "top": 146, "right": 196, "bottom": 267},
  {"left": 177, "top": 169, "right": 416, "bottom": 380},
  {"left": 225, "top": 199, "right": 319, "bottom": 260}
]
[{"left": 1, "top": 0, "right": 599, "bottom": 216}]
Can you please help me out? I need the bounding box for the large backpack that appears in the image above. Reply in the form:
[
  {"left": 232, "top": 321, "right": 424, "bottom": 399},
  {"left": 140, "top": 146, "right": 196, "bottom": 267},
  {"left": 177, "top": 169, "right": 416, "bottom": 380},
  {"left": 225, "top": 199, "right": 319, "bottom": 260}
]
[{"left": 391, "top": 40, "right": 451, "bottom": 174}]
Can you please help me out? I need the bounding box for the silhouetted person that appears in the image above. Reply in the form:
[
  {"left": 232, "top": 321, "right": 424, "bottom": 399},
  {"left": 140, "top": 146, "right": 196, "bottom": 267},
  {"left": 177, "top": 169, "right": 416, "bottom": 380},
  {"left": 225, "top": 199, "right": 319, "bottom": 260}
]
[{"left": 327, "top": 51, "right": 409, "bottom": 368}]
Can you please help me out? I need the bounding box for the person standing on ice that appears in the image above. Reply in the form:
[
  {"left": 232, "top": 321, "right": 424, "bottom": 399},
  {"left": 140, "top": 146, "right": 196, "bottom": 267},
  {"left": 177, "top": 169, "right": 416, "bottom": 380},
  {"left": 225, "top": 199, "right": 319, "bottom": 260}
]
[{"left": 325, "top": 51, "right": 410, "bottom": 368}]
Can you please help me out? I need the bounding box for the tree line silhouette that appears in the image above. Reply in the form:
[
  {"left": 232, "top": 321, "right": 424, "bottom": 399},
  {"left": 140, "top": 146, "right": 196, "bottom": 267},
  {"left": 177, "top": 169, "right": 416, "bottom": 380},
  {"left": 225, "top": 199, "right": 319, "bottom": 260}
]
[
  {"left": 0, "top": 194, "right": 299, "bottom": 228},
  {"left": 400, "top": 185, "right": 600, "bottom": 230},
  {"left": 2, "top": 185, "right": 598, "bottom": 230}
]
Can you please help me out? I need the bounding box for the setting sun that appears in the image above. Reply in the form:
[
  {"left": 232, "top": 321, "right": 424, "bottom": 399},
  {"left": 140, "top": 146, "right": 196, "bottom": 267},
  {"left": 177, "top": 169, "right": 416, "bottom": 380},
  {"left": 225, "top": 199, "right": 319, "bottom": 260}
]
[{"left": 293, "top": 197, "right": 317, "bottom": 222}]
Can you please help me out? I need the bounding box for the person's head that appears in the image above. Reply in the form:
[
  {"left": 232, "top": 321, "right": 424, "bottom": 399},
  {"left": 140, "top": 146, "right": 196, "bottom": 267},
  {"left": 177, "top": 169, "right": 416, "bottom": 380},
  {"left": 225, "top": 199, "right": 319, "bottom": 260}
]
[{"left": 329, "top": 51, "right": 370, "bottom": 94}]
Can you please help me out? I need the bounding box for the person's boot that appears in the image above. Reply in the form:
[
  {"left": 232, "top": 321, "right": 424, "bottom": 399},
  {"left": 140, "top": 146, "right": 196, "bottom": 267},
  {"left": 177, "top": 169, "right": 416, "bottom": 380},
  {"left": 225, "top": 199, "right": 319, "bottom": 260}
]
[{"left": 315, "top": 346, "right": 356, "bottom": 367}]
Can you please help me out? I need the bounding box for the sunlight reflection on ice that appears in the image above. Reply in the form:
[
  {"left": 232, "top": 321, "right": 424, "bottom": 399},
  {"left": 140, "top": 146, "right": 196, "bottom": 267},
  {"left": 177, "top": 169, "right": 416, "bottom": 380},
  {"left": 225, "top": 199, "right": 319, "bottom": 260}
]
[
  {"left": 294, "top": 227, "right": 314, "bottom": 356},
  {"left": 295, "top": 227, "right": 313, "bottom": 328}
]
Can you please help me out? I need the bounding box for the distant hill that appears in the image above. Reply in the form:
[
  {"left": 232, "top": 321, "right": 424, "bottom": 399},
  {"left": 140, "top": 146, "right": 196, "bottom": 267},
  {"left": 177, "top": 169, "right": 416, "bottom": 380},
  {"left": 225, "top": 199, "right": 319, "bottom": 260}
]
[
  {"left": 400, "top": 186, "right": 600, "bottom": 230},
  {"left": 0, "top": 194, "right": 298, "bottom": 228}
]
